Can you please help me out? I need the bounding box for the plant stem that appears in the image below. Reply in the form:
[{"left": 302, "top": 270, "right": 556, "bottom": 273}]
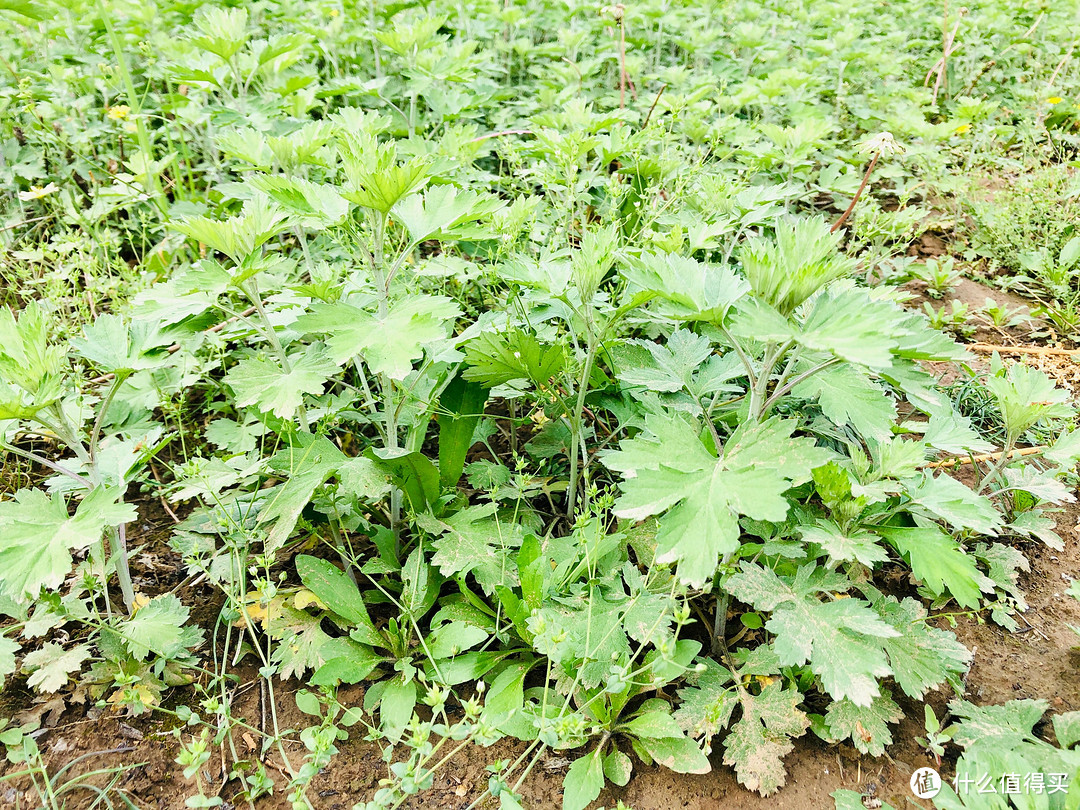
[
  {"left": 831, "top": 150, "right": 879, "bottom": 234},
  {"left": 566, "top": 333, "right": 598, "bottom": 521}
]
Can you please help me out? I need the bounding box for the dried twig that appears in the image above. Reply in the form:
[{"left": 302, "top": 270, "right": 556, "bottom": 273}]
[
  {"left": 968, "top": 342, "right": 1080, "bottom": 358},
  {"left": 641, "top": 84, "right": 667, "bottom": 128},
  {"left": 925, "top": 445, "right": 1048, "bottom": 469}
]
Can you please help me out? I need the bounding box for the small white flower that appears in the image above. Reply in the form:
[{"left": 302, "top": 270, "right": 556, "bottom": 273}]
[
  {"left": 18, "top": 182, "right": 59, "bottom": 201},
  {"left": 858, "top": 131, "right": 904, "bottom": 156}
]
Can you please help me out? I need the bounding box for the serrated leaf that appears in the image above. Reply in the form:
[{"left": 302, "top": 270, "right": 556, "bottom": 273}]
[
  {"left": 799, "top": 520, "right": 889, "bottom": 567},
  {"left": 462, "top": 329, "right": 564, "bottom": 389},
  {"left": 71, "top": 314, "right": 172, "bottom": 374},
  {"left": 922, "top": 410, "right": 994, "bottom": 455},
  {"left": 617, "top": 330, "right": 715, "bottom": 393},
  {"left": 879, "top": 526, "right": 987, "bottom": 609},
  {"left": 674, "top": 658, "right": 737, "bottom": 739},
  {"left": 727, "top": 564, "right": 898, "bottom": 705},
  {"left": 22, "top": 642, "right": 90, "bottom": 693},
  {"left": 908, "top": 472, "right": 1003, "bottom": 535},
  {"left": 123, "top": 594, "right": 202, "bottom": 659},
  {"left": 225, "top": 344, "right": 337, "bottom": 419},
  {"left": 429, "top": 504, "right": 525, "bottom": 594},
  {"left": 392, "top": 185, "right": 504, "bottom": 242},
  {"left": 0, "top": 634, "right": 19, "bottom": 689},
  {"left": 604, "top": 414, "right": 828, "bottom": 587},
  {"left": 296, "top": 294, "right": 460, "bottom": 380},
  {"left": 624, "top": 252, "right": 750, "bottom": 322},
  {"left": 172, "top": 196, "right": 291, "bottom": 264},
  {"left": 870, "top": 594, "right": 972, "bottom": 699},
  {"left": 722, "top": 681, "right": 809, "bottom": 796},
  {"left": 260, "top": 435, "right": 346, "bottom": 554},
  {"left": 824, "top": 691, "right": 903, "bottom": 756},
  {"left": 0, "top": 488, "right": 135, "bottom": 602},
  {"left": 792, "top": 362, "right": 896, "bottom": 441}
]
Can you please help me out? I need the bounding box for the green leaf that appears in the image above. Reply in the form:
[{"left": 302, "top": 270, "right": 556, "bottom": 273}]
[
  {"left": 795, "top": 286, "right": 909, "bottom": 368},
  {"left": 392, "top": 185, "right": 504, "bottom": 242},
  {"left": 296, "top": 295, "right": 460, "bottom": 380},
  {"left": 727, "top": 564, "right": 899, "bottom": 705},
  {"left": 379, "top": 676, "right": 417, "bottom": 743},
  {"left": 922, "top": 409, "right": 994, "bottom": 455},
  {"left": 791, "top": 362, "right": 896, "bottom": 441},
  {"left": 824, "top": 691, "right": 903, "bottom": 756},
  {"left": 908, "top": 472, "right": 1003, "bottom": 535},
  {"left": 622, "top": 252, "right": 749, "bottom": 323},
  {"left": 604, "top": 414, "right": 828, "bottom": 587},
  {"left": 0, "top": 303, "right": 66, "bottom": 415},
  {"left": 366, "top": 449, "right": 439, "bottom": 513},
  {"left": 427, "top": 621, "right": 488, "bottom": 659},
  {"left": 738, "top": 217, "right": 850, "bottom": 316},
  {"left": 429, "top": 504, "right": 525, "bottom": 594},
  {"left": 0, "top": 0, "right": 49, "bottom": 21},
  {"left": 0, "top": 488, "right": 135, "bottom": 602},
  {"left": 1053, "top": 712, "right": 1080, "bottom": 749},
  {"left": 462, "top": 330, "right": 564, "bottom": 389},
  {"left": 225, "top": 344, "right": 337, "bottom": 420},
  {"left": 674, "top": 658, "right": 737, "bottom": 740},
  {"left": 986, "top": 363, "right": 1073, "bottom": 439},
  {"left": 635, "top": 733, "right": 711, "bottom": 774},
  {"left": 622, "top": 710, "right": 686, "bottom": 739},
  {"left": 722, "top": 681, "right": 809, "bottom": 796},
  {"left": 438, "top": 374, "right": 489, "bottom": 488},
  {"left": 71, "top": 315, "right": 172, "bottom": 374},
  {"left": 832, "top": 789, "right": 897, "bottom": 810},
  {"left": 603, "top": 749, "right": 633, "bottom": 787},
  {"left": 171, "top": 196, "right": 291, "bottom": 265},
  {"left": 879, "top": 526, "right": 987, "bottom": 609},
  {"left": 948, "top": 698, "right": 1047, "bottom": 751},
  {"left": 562, "top": 749, "right": 604, "bottom": 810},
  {"left": 295, "top": 555, "right": 380, "bottom": 645},
  {"left": 22, "top": 643, "right": 90, "bottom": 693},
  {"left": 122, "top": 594, "right": 202, "bottom": 659},
  {"left": 260, "top": 436, "right": 346, "bottom": 554},
  {"left": 799, "top": 521, "right": 889, "bottom": 568},
  {"left": 870, "top": 594, "right": 972, "bottom": 699}
]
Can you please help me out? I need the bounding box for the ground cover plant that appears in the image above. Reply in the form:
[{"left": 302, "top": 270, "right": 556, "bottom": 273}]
[{"left": 1, "top": 0, "right": 1080, "bottom": 808}]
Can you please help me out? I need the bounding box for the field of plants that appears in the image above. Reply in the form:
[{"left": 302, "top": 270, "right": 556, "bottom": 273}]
[{"left": 2, "top": 0, "right": 1080, "bottom": 808}]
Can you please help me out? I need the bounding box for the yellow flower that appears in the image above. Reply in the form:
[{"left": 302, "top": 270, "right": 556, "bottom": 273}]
[
  {"left": 952, "top": 123, "right": 972, "bottom": 135},
  {"left": 107, "top": 104, "right": 130, "bottom": 120},
  {"left": 329, "top": 7, "right": 339, "bottom": 16},
  {"left": 1047, "top": 97, "right": 1063, "bottom": 105},
  {"left": 18, "top": 182, "right": 59, "bottom": 201}
]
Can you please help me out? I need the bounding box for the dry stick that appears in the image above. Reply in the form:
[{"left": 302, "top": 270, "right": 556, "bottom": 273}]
[
  {"left": 926, "top": 5, "right": 965, "bottom": 105},
  {"left": 925, "top": 446, "right": 1048, "bottom": 469},
  {"left": 830, "top": 150, "right": 879, "bottom": 233},
  {"left": 89, "top": 305, "right": 260, "bottom": 386},
  {"left": 641, "top": 83, "right": 667, "bottom": 128},
  {"left": 968, "top": 342, "right": 1080, "bottom": 358}
]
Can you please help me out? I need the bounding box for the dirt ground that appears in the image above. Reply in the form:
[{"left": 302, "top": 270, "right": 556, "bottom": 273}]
[{"left": 2, "top": 277, "right": 1079, "bottom": 810}]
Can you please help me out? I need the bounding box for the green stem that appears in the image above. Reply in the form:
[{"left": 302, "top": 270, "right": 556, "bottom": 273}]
[
  {"left": 566, "top": 332, "right": 598, "bottom": 521},
  {"left": 98, "top": 5, "right": 166, "bottom": 215}
]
